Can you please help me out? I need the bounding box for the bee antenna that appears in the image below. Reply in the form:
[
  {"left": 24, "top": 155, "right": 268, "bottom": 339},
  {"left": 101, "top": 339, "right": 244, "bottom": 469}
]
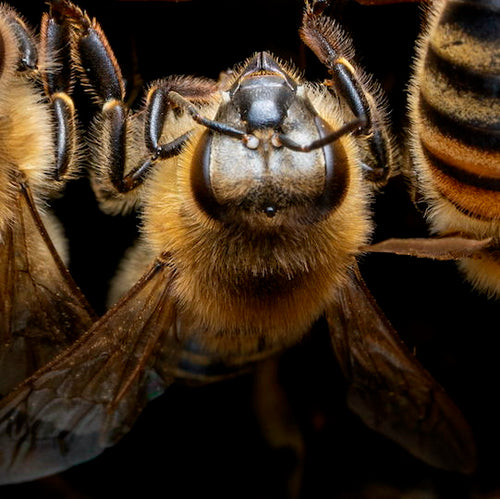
[
  {"left": 275, "top": 119, "right": 362, "bottom": 152},
  {"left": 168, "top": 91, "right": 247, "bottom": 140}
]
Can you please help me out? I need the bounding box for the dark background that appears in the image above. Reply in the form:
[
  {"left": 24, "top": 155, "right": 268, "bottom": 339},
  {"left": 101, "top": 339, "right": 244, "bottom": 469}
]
[{"left": 1, "top": 0, "right": 499, "bottom": 497}]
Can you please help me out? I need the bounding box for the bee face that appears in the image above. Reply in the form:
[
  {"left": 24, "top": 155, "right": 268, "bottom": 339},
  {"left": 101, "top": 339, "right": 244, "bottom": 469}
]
[
  {"left": 137, "top": 50, "right": 372, "bottom": 343},
  {"left": 190, "top": 52, "right": 349, "bottom": 228},
  {"left": 144, "top": 85, "right": 369, "bottom": 346}
]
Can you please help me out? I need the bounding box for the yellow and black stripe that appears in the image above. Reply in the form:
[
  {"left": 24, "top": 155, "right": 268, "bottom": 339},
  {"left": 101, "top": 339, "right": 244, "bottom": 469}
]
[{"left": 415, "top": 0, "right": 500, "bottom": 220}]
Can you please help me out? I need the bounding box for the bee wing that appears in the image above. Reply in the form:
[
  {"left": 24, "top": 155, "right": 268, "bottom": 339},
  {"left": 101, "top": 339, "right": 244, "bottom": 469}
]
[
  {"left": 0, "top": 181, "right": 97, "bottom": 396},
  {"left": 0, "top": 259, "right": 178, "bottom": 485},
  {"left": 325, "top": 266, "right": 476, "bottom": 474},
  {"left": 362, "top": 236, "right": 492, "bottom": 260}
]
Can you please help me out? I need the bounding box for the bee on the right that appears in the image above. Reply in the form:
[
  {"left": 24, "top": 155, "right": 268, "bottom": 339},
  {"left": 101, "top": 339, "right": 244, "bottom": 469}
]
[{"left": 407, "top": 0, "right": 500, "bottom": 297}]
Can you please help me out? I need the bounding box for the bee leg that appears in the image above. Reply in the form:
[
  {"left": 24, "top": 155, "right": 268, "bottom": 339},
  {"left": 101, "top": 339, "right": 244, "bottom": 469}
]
[
  {"left": 98, "top": 78, "right": 218, "bottom": 193},
  {"left": 102, "top": 78, "right": 215, "bottom": 193},
  {"left": 307, "top": 0, "right": 332, "bottom": 16},
  {"left": 301, "top": 4, "right": 393, "bottom": 184},
  {"left": 1, "top": 10, "right": 38, "bottom": 71},
  {"left": 0, "top": 8, "right": 76, "bottom": 184},
  {"left": 55, "top": 1, "right": 217, "bottom": 193},
  {"left": 5, "top": 4, "right": 76, "bottom": 182},
  {"left": 130, "top": 80, "right": 222, "bottom": 190},
  {"left": 56, "top": 1, "right": 134, "bottom": 192},
  {"left": 328, "top": 59, "right": 393, "bottom": 184},
  {"left": 48, "top": 1, "right": 132, "bottom": 192},
  {"left": 40, "top": 5, "right": 76, "bottom": 181}
]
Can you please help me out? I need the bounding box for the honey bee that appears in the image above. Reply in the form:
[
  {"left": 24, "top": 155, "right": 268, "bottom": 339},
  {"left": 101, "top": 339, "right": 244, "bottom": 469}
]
[
  {"left": 0, "top": 0, "right": 477, "bottom": 484},
  {"left": 406, "top": 0, "right": 500, "bottom": 297},
  {"left": 0, "top": 4, "right": 96, "bottom": 398}
]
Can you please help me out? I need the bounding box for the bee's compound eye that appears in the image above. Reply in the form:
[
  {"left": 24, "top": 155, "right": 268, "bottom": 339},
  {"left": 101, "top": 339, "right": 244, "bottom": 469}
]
[
  {"left": 191, "top": 130, "right": 231, "bottom": 222},
  {"left": 312, "top": 116, "right": 350, "bottom": 218},
  {"left": 191, "top": 131, "right": 217, "bottom": 217}
]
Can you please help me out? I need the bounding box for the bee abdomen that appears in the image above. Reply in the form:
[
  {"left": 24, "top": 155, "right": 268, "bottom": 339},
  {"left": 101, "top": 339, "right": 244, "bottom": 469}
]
[{"left": 417, "top": 0, "right": 500, "bottom": 219}]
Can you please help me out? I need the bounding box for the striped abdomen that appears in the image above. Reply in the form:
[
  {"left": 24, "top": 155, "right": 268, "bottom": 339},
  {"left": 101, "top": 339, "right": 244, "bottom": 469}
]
[{"left": 415, "top": 0, "right": 500, "bottom": 220}]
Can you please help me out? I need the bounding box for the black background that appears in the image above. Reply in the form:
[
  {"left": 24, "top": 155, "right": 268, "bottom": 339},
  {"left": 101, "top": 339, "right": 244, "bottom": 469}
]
[{"left": 1, "top": 0, "right": 499, "bottom": 497}]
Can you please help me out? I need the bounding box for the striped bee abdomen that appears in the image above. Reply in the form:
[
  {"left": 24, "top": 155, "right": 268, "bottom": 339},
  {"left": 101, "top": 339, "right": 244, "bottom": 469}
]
[
  {"left": 409, "top": 0, "right": 500, "bottom": 297},
  {"left": 416, "top": 0, "right": 500, "bottom": 220}
]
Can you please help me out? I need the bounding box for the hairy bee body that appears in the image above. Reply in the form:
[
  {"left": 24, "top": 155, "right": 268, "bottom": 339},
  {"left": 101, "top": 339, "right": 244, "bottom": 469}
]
[
  {"left": 408, "top": 0, "right": 500, "bottom": 296},
  {"left": 104, "top": 76, "right": 372, "bottom": 357},
  {"left": 0, "top": 6, "right": 63, "bottom": 245},
  {"left": 0, "top": 3, "right": 95, "bottom": 396},
  {"left": 0, "top": 1, "right": 479, "bottom": 484}
]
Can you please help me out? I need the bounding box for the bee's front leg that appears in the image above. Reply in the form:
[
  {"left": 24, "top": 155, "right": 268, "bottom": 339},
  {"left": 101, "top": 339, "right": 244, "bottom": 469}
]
[
  {"left": 42, "top": 3, "right": 76, "bottom": 181},
  {"left": 51, "top": 1, "right": 218, "bottom": 195},
  {"left": 300, "top": 1, "right": 394, "bottom": 184}
]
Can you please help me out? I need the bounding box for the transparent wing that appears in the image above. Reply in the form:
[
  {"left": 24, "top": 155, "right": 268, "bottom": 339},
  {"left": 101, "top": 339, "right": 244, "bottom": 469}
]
[
  {"left": 0, "top": 181, "right": 96, "bottom": 396},
  {"left": 325, "top": 266, "right": 476, "bottom": 474},
  {"left": 0, "top": 259, "right": 177, "bottom": 484}
]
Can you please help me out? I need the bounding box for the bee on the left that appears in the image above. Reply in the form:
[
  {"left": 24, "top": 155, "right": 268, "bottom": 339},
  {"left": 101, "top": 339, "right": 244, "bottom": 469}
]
[{"left": 0, "top": 3, "right": 96, "bottom": 396}]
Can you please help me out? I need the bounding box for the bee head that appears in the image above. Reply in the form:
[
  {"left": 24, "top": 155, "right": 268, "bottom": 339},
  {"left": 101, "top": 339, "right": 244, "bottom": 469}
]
[{"left": 190, "top": 52, "right": 351, "bottom": 229}]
